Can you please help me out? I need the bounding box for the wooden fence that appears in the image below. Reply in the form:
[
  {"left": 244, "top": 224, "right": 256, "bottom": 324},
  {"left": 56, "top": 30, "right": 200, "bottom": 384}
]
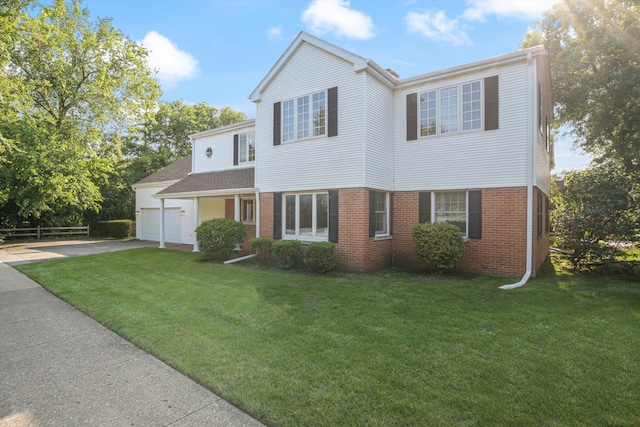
[{"left": 0, "top": 226, "right": 90, "bottom": 239}]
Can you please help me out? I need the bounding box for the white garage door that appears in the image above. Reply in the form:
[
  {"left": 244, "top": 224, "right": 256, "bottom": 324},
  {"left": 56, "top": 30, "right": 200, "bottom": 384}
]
[{"left": 141, "top": 208, "right": 182, "bottom": 243}]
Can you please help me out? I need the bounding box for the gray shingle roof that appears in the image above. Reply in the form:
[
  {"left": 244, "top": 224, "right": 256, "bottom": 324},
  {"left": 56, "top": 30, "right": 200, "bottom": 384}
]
[
  {"left": 134, "top": 156, "right": 192, "bottom": 185},
  {"left": 156, "top": 167, "right": 255, "bottom": 196}
]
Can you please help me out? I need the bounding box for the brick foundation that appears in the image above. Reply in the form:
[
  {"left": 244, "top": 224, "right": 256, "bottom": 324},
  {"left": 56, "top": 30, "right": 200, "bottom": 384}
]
[{"left": 259, "top": 186, "right": 549, "bottom": 277}]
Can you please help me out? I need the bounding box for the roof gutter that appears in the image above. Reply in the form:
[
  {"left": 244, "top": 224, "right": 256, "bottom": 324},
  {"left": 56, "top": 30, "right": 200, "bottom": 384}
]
[{"left": 500, "top": 51, "right": 536, "bottom": 290}]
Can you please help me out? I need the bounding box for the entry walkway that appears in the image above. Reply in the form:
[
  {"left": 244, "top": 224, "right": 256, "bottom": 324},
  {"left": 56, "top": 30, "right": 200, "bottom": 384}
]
[{"left": 0, "top": 240, "right": 264, "bottom": 426}]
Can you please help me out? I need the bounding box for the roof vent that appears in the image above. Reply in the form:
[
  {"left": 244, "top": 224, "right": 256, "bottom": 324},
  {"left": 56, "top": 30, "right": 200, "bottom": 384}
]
[{"left": 386, "top": 68, "right": 399, "bottom": 79}]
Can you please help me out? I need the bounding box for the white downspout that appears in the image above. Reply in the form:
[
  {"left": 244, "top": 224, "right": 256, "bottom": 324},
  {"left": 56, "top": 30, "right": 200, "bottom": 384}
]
[
  {"left": 255, "top": 188, "right": 260, "bottom": 237},
  {"left": 500, "top": 52, "right": 535, "bottom": 290}
]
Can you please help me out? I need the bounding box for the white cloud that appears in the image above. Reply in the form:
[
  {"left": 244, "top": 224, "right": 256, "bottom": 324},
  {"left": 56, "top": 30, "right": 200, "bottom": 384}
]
[
  {"left": 462, "top": 0, "right": 556, "bottom": 22},
  {"left": 301, "top": 0, "right": 375, "bottom": 40},
  {"left": 406, "top": 10, "right": 472, "bottom": 46},
  {"left": 267, "top": 26, "right": 284, "bottom": 41},
  {"left": 138, "top": 31, "right": 199, "bottom": 88}
]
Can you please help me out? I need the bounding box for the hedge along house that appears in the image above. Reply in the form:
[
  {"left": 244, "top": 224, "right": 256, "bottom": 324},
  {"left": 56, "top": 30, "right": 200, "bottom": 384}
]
[{"left": 135, "top": 31, "right": 553, "bottom": 279}]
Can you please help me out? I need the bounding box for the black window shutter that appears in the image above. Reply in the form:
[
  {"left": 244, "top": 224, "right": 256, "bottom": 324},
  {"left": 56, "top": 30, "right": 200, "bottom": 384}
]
[
  {"left": 233, "top": 134, "right": 239, "bottom": 166},
  {"left": 418, "top": 192, "right": 431, "bottom": 223},
  {"left": 369, "top": 190, "right": 376, "bottom": 238},
  {"left": 328, "top": 189, "right": 339, "bottom": 243},
  {"left": 273, "top": 192, "right": 282, "bottom": 239},
  {"left": 273, "top": 102, "right": 281, "bottom": 146},
  {"left": 328, "top": 87, "right": 338, "bottom": 137},
  {"left": 406, "top": 93, "right": 418, "bottom": 141},
  {"left": 484, "top": 76, "right": 499, "bottom": 131},
  {"left": 468, "top": 190, "right": 482, "bottom": 239}
]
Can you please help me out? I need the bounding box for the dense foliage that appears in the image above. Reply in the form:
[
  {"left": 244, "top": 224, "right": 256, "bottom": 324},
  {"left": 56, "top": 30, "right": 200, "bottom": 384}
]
[
  {"left": 552, "top": 166, "right": 638, "bottom": 269},
  {"left": 0, "top": 1, "right": 247, "bottom": 229},
  {"left": 303, "top": 241, "right": 337, "bottom": 273},
  {"left": 271, "top": 240, "right": 303, "bottom": 269},
  {"left": 525, "top": 0, "right": 640, "bottom": 174},
  {"left": 195, "top": 218, "right": 247, "bottom": 261},
  {"left": 94, "top": 220, "right": 135, "bottom": 239},
  {"left": 249, "top": 237, "right": 272, "bottom": 263},
  {"left": 412, "top": 222, "right": 465, "bottom": 270}
]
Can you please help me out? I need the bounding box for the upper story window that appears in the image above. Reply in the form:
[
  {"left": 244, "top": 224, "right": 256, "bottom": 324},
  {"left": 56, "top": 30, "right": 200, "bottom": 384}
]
[
  {"left": 234, "top": 131, "right": 255, "bottom": 166},
  {"left": 408, "top": 76, "right": 498, "bottom": 141},
  {"left": 418, "top": 80, "right": 482, "bottom": 137},
  {"left": 274, "top": 87, "right": 337, "bottom": 146},
  {"left": 281, "top": 90, "right": 327, "bottom": 143}
]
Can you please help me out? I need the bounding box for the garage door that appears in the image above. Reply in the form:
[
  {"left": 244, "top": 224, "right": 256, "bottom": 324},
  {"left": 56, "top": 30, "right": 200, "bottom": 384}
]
[{"left": 141, "top": 208, "right": 182, "bottom": 243}]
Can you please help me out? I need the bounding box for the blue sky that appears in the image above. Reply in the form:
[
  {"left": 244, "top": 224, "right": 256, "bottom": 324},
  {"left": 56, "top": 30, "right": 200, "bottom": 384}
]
[{"left": 79, "top": 0, "right": 591, "bottom": 172}]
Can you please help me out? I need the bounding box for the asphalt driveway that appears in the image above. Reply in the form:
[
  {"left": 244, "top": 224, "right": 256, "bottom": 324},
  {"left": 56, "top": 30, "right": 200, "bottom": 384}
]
[
  {"left": 0, "top": 239, "right": 264, "bottom": 426},
  {"left": 0, "top": 239, "right": 157, "bottom": 266}
]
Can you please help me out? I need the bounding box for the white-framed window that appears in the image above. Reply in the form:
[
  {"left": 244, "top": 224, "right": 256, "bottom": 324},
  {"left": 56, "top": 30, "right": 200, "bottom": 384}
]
[
  {"left": 284, "top": 192, "right": 328, "bottom": 240},
  {"left": 372, "top": 191, "right": 388, "bottom": 236},
  {"left": 238, "top": 132, "right": 255, "bottom": 164},
  {"left": 434, "top": 191, "right": 467, "bottom": 235},
  {"left": 419, "top": 90, "right": 437, "bottom": 137},
  {"left": 440, "top": 86, "right": 458, "bottom": 134},
  {"left": 462, "top": 81, "right": 481, "bottom": 131},
  {"left": 241, "top": 198, "right": 255, "bottom": 223},
  {"left": 418, "top": 80, "right": 482, "bottom": 137},
  {"left": 282, "top": 90, "right": 326, "bottom": 143}
]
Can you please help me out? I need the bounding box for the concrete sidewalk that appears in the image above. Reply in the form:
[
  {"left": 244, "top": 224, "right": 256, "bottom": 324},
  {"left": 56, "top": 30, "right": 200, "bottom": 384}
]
[{"left": 0, "top": 242, "right": 264, "bottom": 426}]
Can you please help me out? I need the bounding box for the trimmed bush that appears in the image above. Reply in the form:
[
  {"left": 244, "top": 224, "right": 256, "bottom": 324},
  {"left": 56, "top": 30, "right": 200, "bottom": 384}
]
[
  {"left": 250, "top": 237, "right": 272, "bottom": 262},
  {"left": 271, "top": 240, "right": 302, "bottom": 269},
  {"left": 96, "top": 220, "right": 135, "bottom": 239},
  {"left": 304, "top": 241, "right": 337, "bottom": 273},
  {"left": 412, "top": 222, "right": 465, "bottom": 270},
  {"left": 196, "top": 218, "right": 247, "bottom": 260}
]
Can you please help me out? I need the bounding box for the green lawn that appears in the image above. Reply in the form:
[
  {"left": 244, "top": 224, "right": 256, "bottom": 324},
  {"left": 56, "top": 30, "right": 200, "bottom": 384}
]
[{"left": 16, "top": 248, "right": 640, "bottom": 426}]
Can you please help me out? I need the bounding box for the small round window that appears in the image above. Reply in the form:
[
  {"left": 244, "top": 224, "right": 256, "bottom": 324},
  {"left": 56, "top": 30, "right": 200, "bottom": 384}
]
[{"left": 205, "top": 147, "right": 212, "bottom": 158}]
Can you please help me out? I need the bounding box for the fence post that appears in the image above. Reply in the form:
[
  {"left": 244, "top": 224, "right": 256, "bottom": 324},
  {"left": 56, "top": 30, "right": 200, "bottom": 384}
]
[
  {"left": 37, "top": 225, "right": 41, "bottom": 239},
  {"left": 86, "top": 225, "right": 90, "bottom": 238}
]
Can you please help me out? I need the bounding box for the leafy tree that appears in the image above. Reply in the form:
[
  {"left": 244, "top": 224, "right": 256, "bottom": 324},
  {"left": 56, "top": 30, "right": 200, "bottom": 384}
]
[
  {"left": 553, "top": 165, "right": 638, "bottom": 269},
  {"left": 525, "top": 0, "right": 640, "bottom": 173},
  {"left": 0, "top": 0, "right": 160, "bottom": 226},
  {"left": 127, "top": 101, "right": 247, "bottom": 165}
]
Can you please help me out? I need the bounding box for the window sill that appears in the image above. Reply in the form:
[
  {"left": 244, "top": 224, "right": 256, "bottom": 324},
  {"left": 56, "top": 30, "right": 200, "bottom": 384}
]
[{"left": 374, "top": 235, "right": 392, "bottom": 241}]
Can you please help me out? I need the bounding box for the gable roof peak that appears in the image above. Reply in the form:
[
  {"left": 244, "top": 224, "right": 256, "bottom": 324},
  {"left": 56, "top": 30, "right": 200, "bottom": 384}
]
[{"left": 249, "top": 31, "right": 390, "bottom": 102}]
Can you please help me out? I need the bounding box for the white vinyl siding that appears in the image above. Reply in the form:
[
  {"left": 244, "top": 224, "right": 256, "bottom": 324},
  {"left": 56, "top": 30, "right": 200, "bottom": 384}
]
[
  {"left": 192, "top": 123, "right": 255, "bottom": 174},
  {"left": 255, "top": 43, "right": 366, "bottom": 192},
  {"left": 363, "top": 72, "right": 395, "bottom": 190},
  {"left": 394, "top": 63, "right": 530, "bottom": 191}
]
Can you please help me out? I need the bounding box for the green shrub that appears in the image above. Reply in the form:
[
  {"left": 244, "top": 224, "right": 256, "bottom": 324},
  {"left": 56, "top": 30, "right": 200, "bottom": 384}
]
[
  {"left": 196, "top": 218, "right": 247, "bottom": 260},
  {"left": 96, "top": 220, "right": 135, "bottom": 239},
  {"left": 250, "top": 237, "right": 272, "bottom": 262},
  {"left": 271, "top": 240, "right": 302, "bottom": 269},
  {"left": 304, "top": 241, "right": 337, "bottom": 273},
  {"left": 412, "top": 222, "right": 465, "bottom": 270}
]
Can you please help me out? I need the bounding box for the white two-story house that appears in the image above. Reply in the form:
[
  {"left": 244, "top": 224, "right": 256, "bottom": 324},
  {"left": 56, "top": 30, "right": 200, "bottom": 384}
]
[{"left": 134, "top": 32, "right": 552, "bottom": 279}]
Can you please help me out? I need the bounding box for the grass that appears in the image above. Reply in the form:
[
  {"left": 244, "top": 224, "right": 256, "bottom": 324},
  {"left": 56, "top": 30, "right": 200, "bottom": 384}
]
[{"left": 16, "top": 248, "right": 640, "bottom": 426}]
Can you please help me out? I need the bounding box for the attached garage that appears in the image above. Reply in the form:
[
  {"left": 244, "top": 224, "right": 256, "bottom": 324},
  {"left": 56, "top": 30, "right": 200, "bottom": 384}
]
[{"left": 141, "top": 208, "right": 182, "bottom": 243}]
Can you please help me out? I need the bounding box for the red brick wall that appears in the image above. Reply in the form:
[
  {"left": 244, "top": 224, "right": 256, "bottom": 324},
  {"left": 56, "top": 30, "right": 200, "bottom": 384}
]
[
  {"left": 259, "top": 186, "right": 549, "bottom": 277},
  {"left": 259, "top": 189, "right": 391, "bottom": 272},
  {"left": 392, "top": 187, "right": 529, "bottom": 277}
]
